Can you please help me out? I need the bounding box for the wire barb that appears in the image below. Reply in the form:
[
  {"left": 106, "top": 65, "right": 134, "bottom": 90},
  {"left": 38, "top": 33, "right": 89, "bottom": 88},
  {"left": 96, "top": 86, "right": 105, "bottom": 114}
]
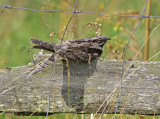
[
  {"left": 74, "top": 10, "right": 81, "bottom": 13},
  {"left": 4, "top": 6, "right": 12, "bottom": 8}
]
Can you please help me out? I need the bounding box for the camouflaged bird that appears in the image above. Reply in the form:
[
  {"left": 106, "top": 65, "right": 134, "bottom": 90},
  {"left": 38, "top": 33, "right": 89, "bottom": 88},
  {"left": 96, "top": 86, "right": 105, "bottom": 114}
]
[{"left": 29, "top": 36, "right": 110, "bottom": 76}]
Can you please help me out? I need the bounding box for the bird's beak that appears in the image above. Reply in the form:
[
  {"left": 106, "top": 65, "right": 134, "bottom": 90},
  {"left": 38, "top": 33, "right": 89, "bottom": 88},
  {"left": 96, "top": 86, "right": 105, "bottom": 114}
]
[{"left": 107, "top": 37, "right": 111, "bottom": 40}]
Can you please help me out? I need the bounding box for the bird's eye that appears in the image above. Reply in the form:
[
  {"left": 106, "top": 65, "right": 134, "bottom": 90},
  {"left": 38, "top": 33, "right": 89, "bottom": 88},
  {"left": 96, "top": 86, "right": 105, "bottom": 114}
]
[{"left": 97, "top": 40, "right": 102, "bottom": 43}]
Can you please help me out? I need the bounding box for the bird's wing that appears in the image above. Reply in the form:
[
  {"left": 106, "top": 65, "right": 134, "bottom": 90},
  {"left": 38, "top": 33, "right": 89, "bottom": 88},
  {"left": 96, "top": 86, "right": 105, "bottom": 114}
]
[{"left": 28, "top": 54, "right": 55, "bottom": 76}]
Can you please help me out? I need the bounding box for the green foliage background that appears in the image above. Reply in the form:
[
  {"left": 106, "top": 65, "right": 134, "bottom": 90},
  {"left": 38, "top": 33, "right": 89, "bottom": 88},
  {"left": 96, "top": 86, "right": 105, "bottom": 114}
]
[
  {"left": 0, "top": 1, "right": 160, "bottom": 119},
  {"left": 0, "top": 0, "right": 160, "bottom": 68}
]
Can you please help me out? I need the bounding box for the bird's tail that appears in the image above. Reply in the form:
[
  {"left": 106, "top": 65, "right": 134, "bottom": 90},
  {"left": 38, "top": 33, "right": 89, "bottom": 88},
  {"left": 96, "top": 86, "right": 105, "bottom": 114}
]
[{"left": 30, "top": 39, "right": 56, "bottom": 52}]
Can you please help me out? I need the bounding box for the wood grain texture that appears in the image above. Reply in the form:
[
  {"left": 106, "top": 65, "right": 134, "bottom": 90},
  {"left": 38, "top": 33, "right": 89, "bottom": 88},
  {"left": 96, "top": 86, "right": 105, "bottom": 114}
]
[{"left": 0, "top": 53, "right": 160, "bottom": 115}]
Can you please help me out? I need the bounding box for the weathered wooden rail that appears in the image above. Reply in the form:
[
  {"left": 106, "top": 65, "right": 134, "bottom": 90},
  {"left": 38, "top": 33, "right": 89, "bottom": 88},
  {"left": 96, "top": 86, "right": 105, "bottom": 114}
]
[{"left": 0, "top": 53, "right": 160, "bottom": 115}]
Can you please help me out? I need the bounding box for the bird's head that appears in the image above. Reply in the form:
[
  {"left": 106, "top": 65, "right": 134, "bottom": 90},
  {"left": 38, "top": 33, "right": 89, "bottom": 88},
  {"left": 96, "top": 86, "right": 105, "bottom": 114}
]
[{"left": 88, "top": 36, "right": 111, "bottom": 47}]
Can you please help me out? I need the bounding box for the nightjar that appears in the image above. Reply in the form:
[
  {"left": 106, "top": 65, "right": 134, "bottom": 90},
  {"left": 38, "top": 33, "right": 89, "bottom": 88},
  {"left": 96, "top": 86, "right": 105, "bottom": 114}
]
[{"left": 29, "top": 36, "right": 110, "bottom": 76}]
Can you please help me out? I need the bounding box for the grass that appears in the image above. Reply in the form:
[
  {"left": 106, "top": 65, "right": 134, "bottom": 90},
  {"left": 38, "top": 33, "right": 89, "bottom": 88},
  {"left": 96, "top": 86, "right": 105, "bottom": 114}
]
[{"left": 1, "top": 113, "right": 160, "bottom": 119}]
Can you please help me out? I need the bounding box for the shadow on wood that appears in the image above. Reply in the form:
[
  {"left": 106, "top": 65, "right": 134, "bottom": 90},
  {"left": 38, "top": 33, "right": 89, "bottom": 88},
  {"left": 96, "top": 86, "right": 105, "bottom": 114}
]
[{"left": 62, "top": 60, "right": 97, "bottom": 111}]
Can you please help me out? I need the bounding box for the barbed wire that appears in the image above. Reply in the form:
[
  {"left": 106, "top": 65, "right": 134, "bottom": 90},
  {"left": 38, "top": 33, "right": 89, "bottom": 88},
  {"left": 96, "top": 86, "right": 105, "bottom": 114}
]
[
  {"left": 1, "top": 5, "right": 160, "bottom": 18},
  {"left": 0, "top": 0, "right": 160, "bottom": 118}
]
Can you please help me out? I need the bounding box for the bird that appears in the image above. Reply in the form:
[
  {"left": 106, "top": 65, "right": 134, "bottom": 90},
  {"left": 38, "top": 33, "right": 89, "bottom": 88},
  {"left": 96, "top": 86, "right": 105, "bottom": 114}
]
[{"left": 29, "top": 36, "right": 111, "bottom": 76}]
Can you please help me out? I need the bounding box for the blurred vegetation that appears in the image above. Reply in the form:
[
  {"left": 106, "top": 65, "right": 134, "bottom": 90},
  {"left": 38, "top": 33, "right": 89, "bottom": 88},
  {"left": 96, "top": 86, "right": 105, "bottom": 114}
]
[
  {"left": 0, "top": 1, "right": 160, "bottom": 118},
  {"left": 0, "top": 0, "right": 160, "bottom": 69},
  {"left": 1, "top": 113, "right": 160, "bottom": 119}
]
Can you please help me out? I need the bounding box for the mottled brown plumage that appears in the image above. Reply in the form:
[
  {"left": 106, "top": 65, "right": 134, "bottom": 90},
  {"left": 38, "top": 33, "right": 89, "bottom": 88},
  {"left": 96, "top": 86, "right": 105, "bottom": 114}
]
[{"left": 29, "top": 36, "right": 110, "bottom": 76}]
